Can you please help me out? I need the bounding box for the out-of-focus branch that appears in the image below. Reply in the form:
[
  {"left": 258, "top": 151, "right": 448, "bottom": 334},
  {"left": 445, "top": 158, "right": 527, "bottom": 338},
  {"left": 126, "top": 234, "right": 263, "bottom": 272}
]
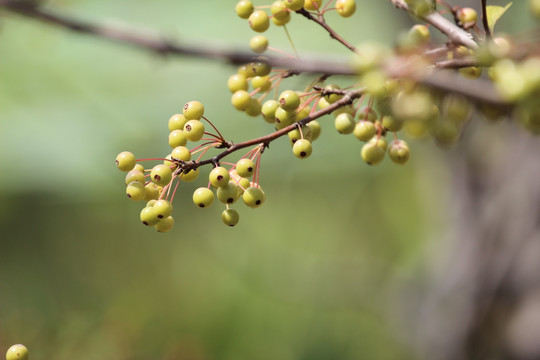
[
  {"left": 388, "top": 0, "right": 478, "bottom": 49},
  {"left": 0, "top": 0, "right": 507, "bottom": 105}
]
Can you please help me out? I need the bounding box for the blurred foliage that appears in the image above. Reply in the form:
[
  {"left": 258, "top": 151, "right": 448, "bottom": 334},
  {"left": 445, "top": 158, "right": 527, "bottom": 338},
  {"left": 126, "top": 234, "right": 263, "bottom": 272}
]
[{"left": 0, "top": 0, "right": 531, "bottom": 359}]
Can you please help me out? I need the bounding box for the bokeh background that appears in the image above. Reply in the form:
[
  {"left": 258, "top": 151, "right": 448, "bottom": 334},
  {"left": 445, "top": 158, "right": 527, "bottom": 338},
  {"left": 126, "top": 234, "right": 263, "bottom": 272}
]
[{"left": 1, "top": 1, "right": 538, "bottom": 359}]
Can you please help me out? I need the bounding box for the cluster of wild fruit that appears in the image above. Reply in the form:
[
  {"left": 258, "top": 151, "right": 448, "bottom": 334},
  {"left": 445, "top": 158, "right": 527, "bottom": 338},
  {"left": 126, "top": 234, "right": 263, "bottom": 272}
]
[{"left": 116, "top": 100, "right": 271, "bottom": 230}]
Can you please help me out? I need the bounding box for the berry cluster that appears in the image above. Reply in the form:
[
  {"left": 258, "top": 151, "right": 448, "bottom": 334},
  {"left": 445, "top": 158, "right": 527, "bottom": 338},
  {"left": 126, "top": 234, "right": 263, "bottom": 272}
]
[
  {"left": 116, "top": 0, "right": 540, "bottom": 231},
  {"left": 116, "top": 100, "right": 269, "bottom": 230}
]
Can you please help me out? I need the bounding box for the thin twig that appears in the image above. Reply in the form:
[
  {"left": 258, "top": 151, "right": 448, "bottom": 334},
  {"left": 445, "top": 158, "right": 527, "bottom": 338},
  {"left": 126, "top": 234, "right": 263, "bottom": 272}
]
[{"left": 481, "top": 0, "right": 491, "bottom": 39}]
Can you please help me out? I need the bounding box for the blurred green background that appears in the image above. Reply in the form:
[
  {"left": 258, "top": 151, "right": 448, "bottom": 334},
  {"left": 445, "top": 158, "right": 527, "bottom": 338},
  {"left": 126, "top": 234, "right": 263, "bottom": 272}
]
[{"left": 0, "top": 1, "right": 532, "bottom": 359}]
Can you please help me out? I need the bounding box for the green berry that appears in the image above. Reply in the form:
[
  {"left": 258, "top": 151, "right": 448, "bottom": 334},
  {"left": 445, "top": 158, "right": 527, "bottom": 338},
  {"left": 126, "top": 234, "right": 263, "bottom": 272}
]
[
  {"left": 292, "top": 139, "right": 313, "bottom": 159},
  {"left": 531, "top": 0, "right": 540, "bottom": 19},
  {"left": 353, "top": 120, "right": 376, "bottom": 141},
  {"left": 155, "top": 216, "right": 174, "bottom": 233},
  {"left": 361, "top": 142, "right": 385, "bottom": 165},
  {"left": 404, "top": 0, "right": 435, "bottom": 17},
  {"left": 388, "top": 139, "right": 410, "bottom": 164},
  {"left": 236, "top": 158, "right": 256, "bottom": 178},
  {"left": 133, "top": 163, "right": 144, "bottom": 172},
  {"left": 125, "top": 169, "right": 145, "bottom": 185},
  {"left": 304, "top": 0, "right": 322, "bottom": 10},
  {"left": 168, "top": 130, "right": 187, "bottom": 148},
  {"left": 222, "top": 208, "right": 240, "bottom": 226},
  {"left": 217, "top": 182, "right": 241, "bottom": 204},
  {"left": 307, "top": 120, "right": 321, "bottom": 141},
  {"left": 228, "top": 74, "right": 248, "bottom": 93},
  {"left": 242, "top": 186, "right": 266, "bottom": 208},
  {"left": 275, "top": 107, "right": 297, "bottom": 125},
  {"left": 209, "top": 166, "right": 230, "bottom": 188},
  {"left": 168, "top": 114, "right": 188, "bottom": 131},
  {"left": 251, "top": 75, "right": 271, "bottom": 91},
  {"left": 334, "top": 113, "right": 355, "bottom": 134},
  {"left": 126, "top": 181, "right": 145, "bottom": 201},
  {"left": 116, "top": 151, "right": 136, "bottom": 171},
  {"left": 284, "top": 0, "right": 304, "bottom": 11},
  {"left": 6, "top": 344, "right": 28, "bottom": 360},
  {"left": 183, "top": 100, "right": 204, "bottom": 120},
  {"left": 407, "top": 24, "right": 430, "bottom": 46},
  {"left": 193, "top": 187, "right": 215, "bottom": 208},
  {"left": 271, "top": 1, "right": 290, "bottom": 20},
  {"left": 381, "top": 115, "right": 403, "bottom": 132},
  {"left": 336, "top": 0, "right": 356, "bottom": 17},
  {"left": 144, "top": 183, "right": 161, "bottom": 201},
  {"left": 249, "top": 10, "right": 270, "bottom": 33},
  {"left": 153, "top": 199, "right": 173, "bottom": 219},
  {"left": 278, "top": 90, "right": 301, "bottom": 111},
  {"left": 236, "top": 0, "right": 254, "bottom": 18},
  {"left": 232, "top": 90, "right": 251, "bottom": 111},
  {"left": 369, "top": 135, "right": 388, "bottom": 151},
  {"left": 181, "top": 168, "right": 200, "bottom": 182},
  {"left": 245, "top": 98, "right": 262, "bottom": 117},
  {"left": 272, "top": 12, "right": 291, "bottom": 26},
  {"left": 457, "top": 7, "right": 477, "bottom": 28},
  {"left": 183, "top": 120, "right": 205, "bottom": 142},
  {"left": 171, "top": 146, "right": 191, "bottom": 161},
  {"left": 150, "top": 164, "right": 173, "bottom": 187},
  {"left": 261, "top": 99, "right": 279, "bottom": 123},
  {"left": 249, "top": 35, "right": 269, "bottom": 53},
  {"left": 288, "top": 125, "right": 312, "bottom": 144},
  {"left": 140, "top": 206, "right": 160, "bottom": 226},
  {"left": 324, "top": 84, "right": 343, "bottom": 104}
]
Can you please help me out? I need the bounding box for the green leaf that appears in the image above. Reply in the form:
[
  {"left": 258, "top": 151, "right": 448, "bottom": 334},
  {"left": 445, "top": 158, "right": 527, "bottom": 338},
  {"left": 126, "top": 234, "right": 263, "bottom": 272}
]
[{"left": 486, "top": 2, "right": 513, "bottom": 33}]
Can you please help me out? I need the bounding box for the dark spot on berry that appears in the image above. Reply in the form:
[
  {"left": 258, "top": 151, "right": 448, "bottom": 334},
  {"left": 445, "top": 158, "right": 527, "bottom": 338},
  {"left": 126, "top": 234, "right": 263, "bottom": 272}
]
[
  {"left": 158, "top": 214, "right": 163, "bottom": 219},
  {"left": 154, "top": 175, "right": 161, "bottom": 181},
  {"left": 217, "top": 175, "right": 223, "bottom": 181},
  {"left": 279, "top": 98, "right": 286, "bottom": 106},
  {"left": 255, "top": 200, "right": 261, "bottom": 205},
  {"left": 198, "top": 203, "right": 205, "bottom": 208},
  {"left": 143, "top": 221, "right": 149, "bottom": 225},
  {"left": 116, "top": 160, "right": 119, "bottom": 165},
  {"left": 300, "top": 151, "right": 307, "bottom": 157},
  {"left": 185, "top": 125, "right": 192, "bottom": 131},
  {"left": 127, "top": 194, "right": 132, "bottom": 198},
  {"left": 227, "top": 198, "right": 233, "bottom": 203},
  {"left": 247, "top": 167, "right": 253, "bottom": 172},
  {"left": 228, "top": 224, "right": 234, "bottom": 227},
  {"left": 184, "top": 104, "right": 189, "bottom": 110}
]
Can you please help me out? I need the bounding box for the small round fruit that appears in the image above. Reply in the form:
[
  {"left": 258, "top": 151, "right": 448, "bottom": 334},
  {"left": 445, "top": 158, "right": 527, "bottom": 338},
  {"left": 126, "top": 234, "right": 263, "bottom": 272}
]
[
  {"left": 126, "top": 181, "right": 145, "bottom": 201},
  {"left": 249, "top": 35, "right": 269, "bottom": 53},
  {"left": 181, "top": 168, "right": 200, "bottom": 182},
  {"left": 353, "top": 120, "right": 376, "bottom": 141},
  {"left": 284, "top": 0, "right": 304, "bottom": 11},
  {"left": 271, "top": 0, "right": 289, "bottom": 20},
  {"left": 251, "top": 76, "right": 271, "bottom": 91},
  {"left": 227, "top": 74, "right": 248, "bottom": 93},
  {"left": 369, "top": 135, "right": 388, "bottom": 151},
  {"left": 361, "top": 142, "right": 385, "bottom": 165},
  {"left": 304, "top": 0, "right": 322, "bottom": 10},
  {"left": 150, "top": 164, "right": 173, "bottom": 187},
  {"left": 292, "top": 139, "right": 313, "bottom": 159},
  {"left": 125, "top": 170, "right": 145, "bottom": 185},
  {"left": 324, "top": 84, "right": 343, "bottom": 103},
  {"left": 232, "top": 90, "right": 251, "bottom": 111},
  {"left": 6, "top": 344, "right": 28, "bottom": 360},
  {"left": 236, "top": 0, "right": 254, "bottom": 18},
  {"left": 140, "top": 206, "right": 160, "bottom": 226},
  {"left": 116, "top": 151, "right": 136, "bottom": 171},
  {"left": 275, "top": 107, "right": 297, "bottom": 125},
  {"left": 242, "top": 186, "right": 266, "bottom": 208},
  {"left": 382, "top": 115, "right": 403, "bottom": 132},
  {"left": 171, "top": 146, "right": 191, "bottom": 161},
  {"left": 388, "top": 139, "right": 410, "bottom": 164},
  {"left": 278, "top": 90, "right": 301, "bottom": 111},
  {"left": 336, "top": 0, "right": 356, "bottom": 17},
  {"left": 288, "top": 125, "right": 312, "bottom": 144},
  {"left": 531, "top": 0, "right": 540, "bottom": 19},
  {"left": 334, "top": 113, "right": 355, "bottom": 134},
  {"left": 222, "top": 208, "right": 240, "bottom": 226},
  {"left": 217, "top": 182, "right": 241, "bottom": 204},
  {"left": 168, "top": 114, "right": 188, "bottom": 131},
  {"left": 144, "top": 183, "right": 160, "bottom": 201},
  {"left": 262, "top": 99, "right": 279, "bottom": 123},
  {"left": 183, "top": 120, "right": 205, "bottom": 142},
  {"left": 168, "top": 130, "right": 187, "bottom": 148},
  {"left": 153, "top": 199, "right": 173, "bottom": 219},
  {"left": 193, "top": 187, "right": 215, "bottom": 208},
  {"left": 245, "top": 98, "right": 262, "bottom": 117},
  {"left": 457, "top": 7, "right": 477, "bottom": 28},
  {"left": 155, "top": 216, "right": 174, "bottom": 233},
  {"left": 209, "top": 166, "right": 231, "bottom": 188},
  {"left": 183, "top": 100, "right": 204, "bottom": 120},
  {"left": 307, "top": 120, "right": 321, "bottom": 141},
  {"left": 236, "top": 177, "right": 251, "bottom": 194},
  {"left": 248, "top": 10, "right": 270, "bottom": 32},
  {"left": 272, "top": 11, "right": 291, "bottom": 25},
  {"left": 236, "top": 158, "right": 256, "bottom": 178}
]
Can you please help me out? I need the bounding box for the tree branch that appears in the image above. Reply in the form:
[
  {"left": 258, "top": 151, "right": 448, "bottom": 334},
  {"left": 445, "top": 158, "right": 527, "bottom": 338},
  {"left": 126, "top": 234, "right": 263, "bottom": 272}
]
[
  {"left": 481, "top": 0, "right": 491, "bottom": 39},
  {"left": 388, "top": 0, "right": 478, "bottom": 49}
]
